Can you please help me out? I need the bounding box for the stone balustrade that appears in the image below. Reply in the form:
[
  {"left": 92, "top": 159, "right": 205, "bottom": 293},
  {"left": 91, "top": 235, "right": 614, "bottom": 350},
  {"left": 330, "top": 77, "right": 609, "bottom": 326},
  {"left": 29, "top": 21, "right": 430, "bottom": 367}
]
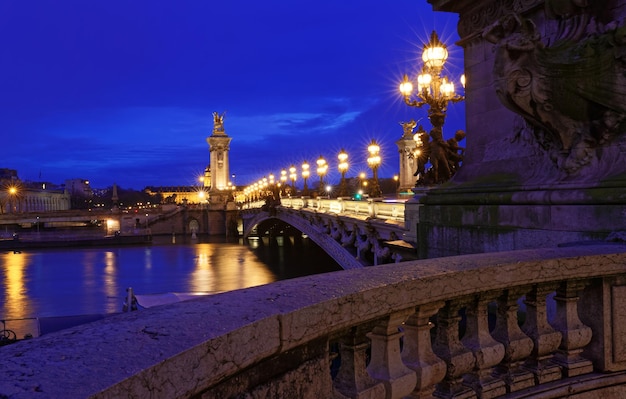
[
  {"left": 2, "top": 245, "right": 626, "bottom": 398},
  {"left": 272, "top": 197, "right": 406, "bottom": 222}
]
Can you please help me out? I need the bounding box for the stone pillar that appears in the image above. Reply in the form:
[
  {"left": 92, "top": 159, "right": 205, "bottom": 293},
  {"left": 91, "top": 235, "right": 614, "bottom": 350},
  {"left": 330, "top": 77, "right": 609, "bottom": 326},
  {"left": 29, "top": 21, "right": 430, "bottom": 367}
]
[
  {"left": 578, "top": 276, "right": 626, "bottom": 372},
  {"left": 395, "top": 125, "right": 418, "bottom": 193},
  {"left": 207, "top": 112, "right": 233, "bottom": 193},
  {"left": 412, "top": 0, "right": 626, "bottom": 258}
]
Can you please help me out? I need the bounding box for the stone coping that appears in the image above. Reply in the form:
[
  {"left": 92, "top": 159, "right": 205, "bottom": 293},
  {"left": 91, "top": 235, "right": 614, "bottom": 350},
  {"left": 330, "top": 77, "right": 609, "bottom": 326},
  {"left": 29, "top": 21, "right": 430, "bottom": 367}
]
[{"left": 1, "top": 244, "right": 625, "bottom": 398}]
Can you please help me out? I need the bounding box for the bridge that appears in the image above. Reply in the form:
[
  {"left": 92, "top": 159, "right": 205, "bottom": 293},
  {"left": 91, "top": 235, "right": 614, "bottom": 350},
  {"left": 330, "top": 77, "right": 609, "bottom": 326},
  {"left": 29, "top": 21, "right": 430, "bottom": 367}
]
[
  {"left": 2, "top": 244, "right": 626, "bottom": 398},
  {"left": 0, "top": 197, "right": 414, "bottom": 269},
  {"left": 241, "top": 197, "right": 412, "bottom": 269}
]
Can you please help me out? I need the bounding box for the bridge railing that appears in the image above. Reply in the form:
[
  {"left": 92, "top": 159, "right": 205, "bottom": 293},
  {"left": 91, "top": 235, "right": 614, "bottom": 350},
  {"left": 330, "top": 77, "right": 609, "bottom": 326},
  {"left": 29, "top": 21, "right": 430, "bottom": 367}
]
[
  {"left": 2, "top": 245, "right": 626, "bottom": 398},
  {"left": 248, "top": 197, "right": 406, "bottom": 222}
]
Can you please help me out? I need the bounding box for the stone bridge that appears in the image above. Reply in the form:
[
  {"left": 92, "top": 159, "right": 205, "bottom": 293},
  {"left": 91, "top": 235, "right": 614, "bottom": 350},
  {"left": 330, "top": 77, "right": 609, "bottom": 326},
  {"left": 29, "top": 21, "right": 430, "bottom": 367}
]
[
  {"left": 240, "top": 197, "right": 411, "bottom": 268},
  {"left": 2, "top": 245, "right": 626, "bottom": 398}
]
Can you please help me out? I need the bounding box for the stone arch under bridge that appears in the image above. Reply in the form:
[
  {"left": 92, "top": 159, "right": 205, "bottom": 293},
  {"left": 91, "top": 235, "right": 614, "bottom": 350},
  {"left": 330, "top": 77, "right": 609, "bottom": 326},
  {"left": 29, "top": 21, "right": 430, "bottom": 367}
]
[{"left": 241, "top": 206, "right": 409, "bottom": 270}]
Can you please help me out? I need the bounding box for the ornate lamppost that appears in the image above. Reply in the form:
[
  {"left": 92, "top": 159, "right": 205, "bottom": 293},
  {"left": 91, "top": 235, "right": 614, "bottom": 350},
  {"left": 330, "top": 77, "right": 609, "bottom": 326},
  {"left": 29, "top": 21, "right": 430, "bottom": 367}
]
[
  {"left": 399, "top": 30, "right": 464, "bottom": 130},
  {"left": 302, "top": 161, "right": 310, "bottom": 196},
  {"left": 289, "top": 165, "right": 297, "bottom": 195},
  {"left": 399, "top": 30, "right": 465, "bottom": 184},
  {"left": 262, "top": 177, "right": 269, "bottom": 199},
  {"left": 280, "top": 169, "right": 287, "bottom": 197},
  {"left": 367, "top": 140, "right": 382, "bottom": 198},
  {"left": 316, "top": 156, "right": 328, "bottom": 194},
  {"left": 268, "top": 173, "right": 277, "bottom": 199},
  {"left": 337, "top": 149, "right": 349, "bottom": 197}
]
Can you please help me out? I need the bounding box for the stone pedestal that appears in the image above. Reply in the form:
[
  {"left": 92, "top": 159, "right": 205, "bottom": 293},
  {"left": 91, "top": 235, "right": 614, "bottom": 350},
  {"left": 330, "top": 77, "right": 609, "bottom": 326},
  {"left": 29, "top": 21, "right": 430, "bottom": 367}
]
[
  {"left": 414, "top": 182, "right": 626, "bottom": 258},
  {"left": 414, "top": 0, "right": 626, "bottom": 259}
]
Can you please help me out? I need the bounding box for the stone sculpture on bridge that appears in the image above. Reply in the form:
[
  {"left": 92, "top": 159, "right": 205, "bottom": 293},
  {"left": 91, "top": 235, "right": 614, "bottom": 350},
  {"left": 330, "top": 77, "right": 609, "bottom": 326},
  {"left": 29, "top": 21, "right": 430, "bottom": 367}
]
[
  {"left": 212, "top": 111, "right": 226, "bottom": 135},
  {"left": 483, "top": 10, "right": 626, "bottom": 175},
  {"left": 401, "top": 121, "right": 466, "bottom": 187}
]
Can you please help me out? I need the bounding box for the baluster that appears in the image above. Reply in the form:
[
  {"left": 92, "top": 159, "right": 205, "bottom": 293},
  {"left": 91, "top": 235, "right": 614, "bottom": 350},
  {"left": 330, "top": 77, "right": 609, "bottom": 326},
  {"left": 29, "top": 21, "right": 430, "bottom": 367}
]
[
  {"left": 521, "top": 283, "right": 562, "bottom": 384},
  {"left": 491, "top": 287, "right": 535, "bottom": 392},
  {"left": 461, "top": 294, "right": 506, "bottom": 398},
  {"left": 401, "top": 302, "right": 446, "bottom": 398},
  {"left": 550, "top": 280, "right": 594, "bottom": 377},
  {"left": 333, "top": 324, "right": 385, "bottom": 399},
  {"left": 367, "top": 309, "right": 417, "bottom": 399},
  {"left": 432, "top": 300, "right": 476, "bottom": 399}
]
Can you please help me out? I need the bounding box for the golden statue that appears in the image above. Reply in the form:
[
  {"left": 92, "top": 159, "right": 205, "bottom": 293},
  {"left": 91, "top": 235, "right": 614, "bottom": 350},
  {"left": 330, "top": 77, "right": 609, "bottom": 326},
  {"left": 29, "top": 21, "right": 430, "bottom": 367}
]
[{"left": 212, "top": 111, "right": 226, "bottom": 134}]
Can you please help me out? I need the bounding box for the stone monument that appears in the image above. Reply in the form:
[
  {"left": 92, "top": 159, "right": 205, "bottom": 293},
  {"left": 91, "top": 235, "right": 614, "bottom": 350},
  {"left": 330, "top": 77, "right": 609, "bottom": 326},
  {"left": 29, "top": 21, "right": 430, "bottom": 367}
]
[
  {"left": 396, "top": 119, "right": 420, "bottom": 193},
  {"left": 205, "top": 111, "right": 237, "bottom": 235},
  {"left": 412, "top": 0, "right": 626, "bottom": 258},
  {"left": 207, "top": 111, "right": 232, "bottom": 194}
]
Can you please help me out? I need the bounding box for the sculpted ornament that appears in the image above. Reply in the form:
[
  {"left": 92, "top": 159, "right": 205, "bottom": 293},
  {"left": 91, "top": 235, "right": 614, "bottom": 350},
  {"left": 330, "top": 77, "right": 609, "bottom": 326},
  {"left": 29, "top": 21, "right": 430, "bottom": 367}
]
[
  {"left": 212, "top": 111, "right": 226, "bottom": 135},
  {"left": 483, "top": 9, "right": 626, "bottom": 174}
]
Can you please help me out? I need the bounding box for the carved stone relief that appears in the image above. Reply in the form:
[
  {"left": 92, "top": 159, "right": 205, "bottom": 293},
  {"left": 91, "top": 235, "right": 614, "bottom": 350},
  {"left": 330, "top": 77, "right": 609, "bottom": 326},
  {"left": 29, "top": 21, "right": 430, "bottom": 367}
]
[{"left": 483, "top": 6, "right": 626, "bottom": 175}]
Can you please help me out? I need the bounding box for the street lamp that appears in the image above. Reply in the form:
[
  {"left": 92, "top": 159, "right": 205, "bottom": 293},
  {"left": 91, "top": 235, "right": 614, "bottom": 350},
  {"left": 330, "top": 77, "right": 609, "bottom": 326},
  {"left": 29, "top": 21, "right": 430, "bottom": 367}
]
[
  {"left": 289, "top": 165, "right": 297, "bottom": 195},
  {"left": 316, "top": 156, "right": 328, "bottom": 194},
  {"left": 280, "top": 169, "right": 287, "bottom": 196},
  {"left": 337, "top": 149, "right": 349, "bottom": 197},
  {"left": 268, "top": 174, "right": 277, "bottom": 199},
  {"left": 262, "top": 177, "right": 269, "bottom": 199},
  {"left": 367, "top": 140, "right": 382, "bottom": 198},
  {"left": 8, "top": 186, "right": 18, "bottom": 214},
  {"left": 399, "top": 30, "right": 465, "bottom": 183},
  {"left": 399, "top": 30, "right": 464, "bottom": 129},
  {"left": 302, "top": 161, "right": 310, "bottom": 196}
]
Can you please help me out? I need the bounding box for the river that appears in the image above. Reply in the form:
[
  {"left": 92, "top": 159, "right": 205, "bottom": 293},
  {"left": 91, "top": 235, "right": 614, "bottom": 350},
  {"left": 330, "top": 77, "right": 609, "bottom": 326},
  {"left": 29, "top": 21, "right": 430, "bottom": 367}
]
[{"left": 0, "top": 235, "right": 342, "bottom": 321}]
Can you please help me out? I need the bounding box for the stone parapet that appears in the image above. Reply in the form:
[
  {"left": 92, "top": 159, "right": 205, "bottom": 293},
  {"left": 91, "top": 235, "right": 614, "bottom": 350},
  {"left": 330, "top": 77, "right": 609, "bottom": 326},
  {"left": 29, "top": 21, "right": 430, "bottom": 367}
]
[{"left": 2, "top": 245, "right": 626, "bottom": 398}]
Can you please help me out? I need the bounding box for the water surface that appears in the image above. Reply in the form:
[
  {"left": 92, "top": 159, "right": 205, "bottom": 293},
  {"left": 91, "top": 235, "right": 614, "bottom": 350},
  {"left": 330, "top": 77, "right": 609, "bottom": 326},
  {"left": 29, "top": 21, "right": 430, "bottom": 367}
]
[{"left": 0, "top": 236, "right": 341, "bottom": 319}]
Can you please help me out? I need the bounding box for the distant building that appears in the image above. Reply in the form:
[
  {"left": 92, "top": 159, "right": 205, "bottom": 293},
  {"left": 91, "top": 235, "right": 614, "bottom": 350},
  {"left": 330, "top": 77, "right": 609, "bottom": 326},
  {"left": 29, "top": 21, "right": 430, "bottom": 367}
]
[
  {"left": 0, "top": 170, "right": 70, "bottom": 214},
  {"left": 63, "top": 178, "right": 94, "bottom": 209},
  {"left": 144, "top": 186, "right": 208, "bottom": 205},
  {"left": 0, "top": 168, "right": 18, "bottom": 181}
]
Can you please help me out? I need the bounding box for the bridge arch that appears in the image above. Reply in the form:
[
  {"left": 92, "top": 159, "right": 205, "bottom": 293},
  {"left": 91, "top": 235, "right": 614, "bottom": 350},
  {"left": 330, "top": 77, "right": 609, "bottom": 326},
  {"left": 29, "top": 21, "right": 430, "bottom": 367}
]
[{"left": 242, "top": 210, "right": 364, "bottom": 270}]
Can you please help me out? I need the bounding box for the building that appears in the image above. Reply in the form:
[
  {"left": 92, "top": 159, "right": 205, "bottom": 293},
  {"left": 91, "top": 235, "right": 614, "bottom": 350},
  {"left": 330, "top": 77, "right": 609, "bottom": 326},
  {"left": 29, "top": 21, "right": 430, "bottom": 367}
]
[{"left": 0, "top": 170, "right": 70, "bottom": 214}]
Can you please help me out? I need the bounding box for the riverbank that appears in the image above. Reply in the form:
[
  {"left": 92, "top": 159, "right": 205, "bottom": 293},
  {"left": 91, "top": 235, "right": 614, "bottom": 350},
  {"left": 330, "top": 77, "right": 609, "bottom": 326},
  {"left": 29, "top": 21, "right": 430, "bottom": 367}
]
[{"left": 0, "top": 232, "right": 152, "bottom": 251}]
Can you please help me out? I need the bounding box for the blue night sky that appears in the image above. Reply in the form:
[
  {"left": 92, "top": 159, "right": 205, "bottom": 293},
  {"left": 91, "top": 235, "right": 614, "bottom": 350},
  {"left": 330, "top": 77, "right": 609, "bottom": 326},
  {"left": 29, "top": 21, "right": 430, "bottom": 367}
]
[{"left": 1, "top": 1, "right": 465, "bottom": 190}]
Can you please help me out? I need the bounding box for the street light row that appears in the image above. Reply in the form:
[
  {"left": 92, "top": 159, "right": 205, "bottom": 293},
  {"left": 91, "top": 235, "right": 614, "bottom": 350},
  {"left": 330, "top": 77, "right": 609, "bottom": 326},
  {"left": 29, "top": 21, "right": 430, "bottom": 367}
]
[
  {"left": 244, "top": 30, "right": 465, "bottom": 201},
  {"left": 243, "top": 140, "right": 382, "bottom": 201}
]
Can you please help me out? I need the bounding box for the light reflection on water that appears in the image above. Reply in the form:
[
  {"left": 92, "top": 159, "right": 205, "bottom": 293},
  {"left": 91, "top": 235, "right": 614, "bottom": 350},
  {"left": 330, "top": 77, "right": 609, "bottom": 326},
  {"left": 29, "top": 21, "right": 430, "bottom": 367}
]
[{"left": 0, "top": 238, "right": 340, "bottom": 319}]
